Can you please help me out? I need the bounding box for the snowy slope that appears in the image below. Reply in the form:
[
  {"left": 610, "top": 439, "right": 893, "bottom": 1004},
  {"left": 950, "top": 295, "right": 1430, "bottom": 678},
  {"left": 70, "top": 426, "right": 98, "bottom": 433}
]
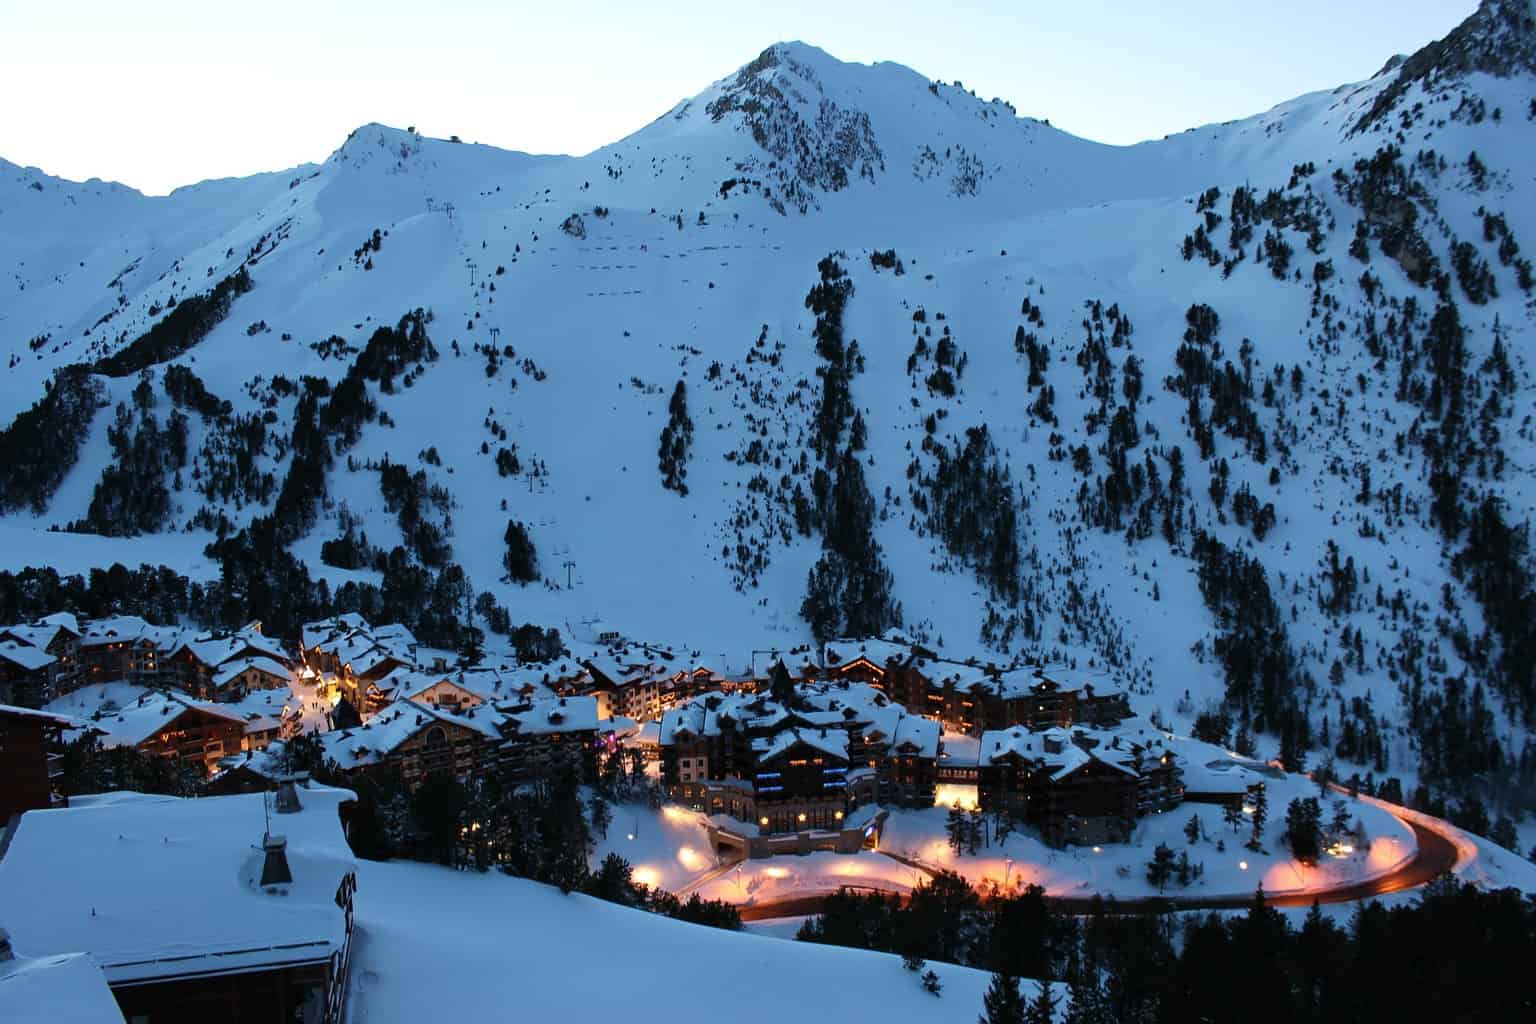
[
  {"left": 347, "top": 858, "right": 1027, "bottom": 1023},
  {"left": 5, "top": 4, "right": 1536, "bottom": 817}
]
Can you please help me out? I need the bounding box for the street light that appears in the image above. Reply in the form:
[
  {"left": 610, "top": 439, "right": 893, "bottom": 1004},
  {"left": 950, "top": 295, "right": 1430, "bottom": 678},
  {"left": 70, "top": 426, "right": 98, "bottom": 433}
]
[{"left": 1003, "top": 857, "right": 1013, "bottom": 889}]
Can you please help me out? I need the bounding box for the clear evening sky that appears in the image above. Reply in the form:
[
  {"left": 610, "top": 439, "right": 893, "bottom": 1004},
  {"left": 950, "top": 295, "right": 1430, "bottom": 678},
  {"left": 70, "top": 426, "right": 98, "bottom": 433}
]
[{"left": 4, "top": 0, "right": 1476, "bottom": 196}]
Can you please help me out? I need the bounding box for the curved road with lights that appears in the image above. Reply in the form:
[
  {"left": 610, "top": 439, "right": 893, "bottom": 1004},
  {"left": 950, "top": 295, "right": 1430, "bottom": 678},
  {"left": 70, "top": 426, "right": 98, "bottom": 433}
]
[{"left": 737, "top": 809, "right": 1464, "bottom": 922}]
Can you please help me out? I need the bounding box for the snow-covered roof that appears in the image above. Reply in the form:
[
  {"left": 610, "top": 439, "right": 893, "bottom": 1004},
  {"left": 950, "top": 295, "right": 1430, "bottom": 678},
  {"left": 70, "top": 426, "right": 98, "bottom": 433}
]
[
  {"left": 301, "top": 612, "right": 372, "bottom": 650},
  {"left": 37, "top": 611, "right": 82, "bottom": 637},
  {"left": 823, "top": 634, "right": 927, "bottom": 670},
  {"left": 0, "top": 641, "right": 55, "bottom": 672},
  {"left": 504, "top": 695, "right": 603, "bottom": 736},
  {"left": 87, "top": 690, "right": 248, "bottom": 748},
  {"left": 42, "top": 681, "right": 153, "bottom": 720},
  {"left": 976, "top": 724, "right": 1144, "bottom": 781},
  {"left": 318, "top": 699, "right": 503, "bottom": 771},
  {"left": 0, "top": 623, "right": 70, "bottom": 651},
  {"left": 0, "top": 786, "right": 357, "bottom": 985},
  {"left": 0, "top": 949, "right": 125, "bottom": 1024},
  {"left": 939, "top": 730, "right": 981, "bottom": 766},
  {"left": 754, "top": 727, "right": 849, "bottom": 763},
  {"left": 77, "top": 615, "right": 163, "bottom": 648},
  {"left": 0, "top": 703, "right": 89, "bottom": 730},
  {"left": 216, "top": 687, "right": 305, "bottom": 734},
  {"left": 891, "top": 714, "right": 941, "bottom": 758},
  {"left": 180, "top": 630, "right": 291, "bottom": 669},
  {"left": 371, "top": 622, "right": 418, "bottom": 648},
  {"left": 211, "top": 656, "right": 293, "bottom": 688},
  {"left": 374, "top": 667, "right": 481, "bottom": 703}
]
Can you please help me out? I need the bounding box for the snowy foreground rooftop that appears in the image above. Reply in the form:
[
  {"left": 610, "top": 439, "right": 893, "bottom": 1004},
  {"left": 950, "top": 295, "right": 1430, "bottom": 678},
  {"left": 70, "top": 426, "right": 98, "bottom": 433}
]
[
  {"left": 0, "top": 786, "right": 356, "bottom": 985},
  {"left": 0, "top": 947, "right": 124, "bottom": 1024}
]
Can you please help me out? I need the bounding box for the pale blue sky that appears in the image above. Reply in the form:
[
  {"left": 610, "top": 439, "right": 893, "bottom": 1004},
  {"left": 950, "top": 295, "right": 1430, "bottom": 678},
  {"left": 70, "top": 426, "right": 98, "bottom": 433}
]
[{"left": 4, "top": 0, "right": 1476, "bottom": 195}]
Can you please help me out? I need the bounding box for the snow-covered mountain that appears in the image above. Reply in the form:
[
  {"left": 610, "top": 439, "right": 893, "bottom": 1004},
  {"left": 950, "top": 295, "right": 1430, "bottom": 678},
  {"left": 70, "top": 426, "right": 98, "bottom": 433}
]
[{"left": 5, "top": 2, "right": 1536, "bottom": 810}]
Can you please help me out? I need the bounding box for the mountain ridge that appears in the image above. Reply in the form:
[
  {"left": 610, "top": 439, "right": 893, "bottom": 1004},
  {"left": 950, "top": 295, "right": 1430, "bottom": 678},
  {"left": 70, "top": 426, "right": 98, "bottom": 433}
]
[{"left": 3, "top": 3, "right": 1536, "bottom": 838}]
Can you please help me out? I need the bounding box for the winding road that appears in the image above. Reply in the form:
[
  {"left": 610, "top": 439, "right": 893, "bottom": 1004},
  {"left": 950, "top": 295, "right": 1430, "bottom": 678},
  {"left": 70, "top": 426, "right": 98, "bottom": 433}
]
[{"left": 738, "top": 809, "right": 1465, "bottom": 922}]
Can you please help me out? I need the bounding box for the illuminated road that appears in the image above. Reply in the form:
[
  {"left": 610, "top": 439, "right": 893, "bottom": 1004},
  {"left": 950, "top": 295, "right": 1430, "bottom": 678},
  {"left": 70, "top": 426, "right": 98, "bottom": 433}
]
[{"left": 738, "top": 811, "right": 1465, "bottom": 921}]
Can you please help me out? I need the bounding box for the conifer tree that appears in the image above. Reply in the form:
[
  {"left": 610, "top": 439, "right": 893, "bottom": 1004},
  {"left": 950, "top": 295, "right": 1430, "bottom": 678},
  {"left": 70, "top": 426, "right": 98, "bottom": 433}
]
[
  {"left": 1247, "top": 783, "right": 1268, "bottom": 851},
  {"left": 1024, "top": 981, "right": 1058, "bottom": 1024},
  {"left": 980, "top": 972, "right": 1024, "bottom": 1024}
]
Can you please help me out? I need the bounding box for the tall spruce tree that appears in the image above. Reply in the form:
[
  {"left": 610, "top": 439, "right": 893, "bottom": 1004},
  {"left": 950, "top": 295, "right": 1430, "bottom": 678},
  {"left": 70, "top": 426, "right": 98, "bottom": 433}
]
[{"left": 980, "top": 972, "right": 1025, "bottom": 1024}]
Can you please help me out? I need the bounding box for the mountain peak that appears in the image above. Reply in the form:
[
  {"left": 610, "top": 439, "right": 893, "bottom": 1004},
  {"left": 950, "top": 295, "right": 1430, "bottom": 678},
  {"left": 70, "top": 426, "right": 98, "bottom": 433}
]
[
  {"left": 1353, "top": 0, "right": 1536, "bottom": 132},
  {"left": 326, "top": 123, "right": 428, "bottom": 172},
  {"left": 697, "top": 42, "right": 886, "bottom": 214}
]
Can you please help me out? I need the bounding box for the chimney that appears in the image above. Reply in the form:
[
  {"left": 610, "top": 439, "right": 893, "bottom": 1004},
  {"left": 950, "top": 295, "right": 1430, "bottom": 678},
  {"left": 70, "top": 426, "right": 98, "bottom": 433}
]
[
  {"left": 0, "top": 927, "right": 13, "bottom": 963},
  {"left": 259, "top": 833, "right": 293, "bottom": 887},
  {"left": 274, "top": 772, "right": 309, "bottom": 813}
]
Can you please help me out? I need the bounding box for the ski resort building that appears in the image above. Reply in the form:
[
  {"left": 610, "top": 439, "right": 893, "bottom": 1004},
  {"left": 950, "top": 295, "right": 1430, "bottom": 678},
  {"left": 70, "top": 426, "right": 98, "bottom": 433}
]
[
  {"left": 0, "top": 614, "right": 80, "bottom": 706},
  {"left": 311, "top": 698, "right": 505, "bottom": 789},
  {"left": 822, "top": 635, "right": 1131, "bottom": 735},
  {"left": 85, "top": 690, "right": 252, "bottom": 776},
  {"left": 0, "top": 612, "right": 298, "bottom": 710},
  {"left": 0, "top": 783, "right": 358, "bottom": 1023},
  {"left": 0, "top": 642, "right": 56, "bottom": 709},
  {"left": 301, "top": 615, "right": 418, "bottom": 719},
  {"left": 973, "top": 720, "right": 1184, "bottom": 846},
  {"left": 657, "top": 683, "right": 939, "bottom": 841}
]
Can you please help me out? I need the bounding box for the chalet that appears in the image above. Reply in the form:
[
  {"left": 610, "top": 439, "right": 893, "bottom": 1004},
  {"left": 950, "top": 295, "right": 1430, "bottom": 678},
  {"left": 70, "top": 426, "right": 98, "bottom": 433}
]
[
  {"left": 751, "top": 728, "right": 858, "bottom": 834},
  {"left": 0, "top": 783, "right": 358, "bottom": 1023},
  {"left": 0, "top": 614, "right": 81, "bottom": 704},
  {"left": 0, "top": 643, "right": 56, "bottom": 709},
  {"left": 824, "top": 634, "right": 1131, "bottom": 734},
  {"left": 334, "top": 639, "right": 414, "bottom": 718},
  {"left": 299, "top": 612, "right": 372, "bottom": 671},
  {"left": 582, "top": 651, "right": 676, "bottom": 722},
  {"left": 495, "top": 695, "right": 621, "bottom": 782},
  {"left": 884, "top": 714, "right": 942, "bottom": 806},
  {"left": 0, "top": 705, "right": 84, "bottom": 817},
  {"left": 657, "top": 687, "right": 898, "bottom": 835},
  {"left": 300, "top": 614, "right": 416, "bottom": 717},
  {"left": 975, "top": 721, "right": 1183, "bottom": 846},
  {"left": 207, "top": 656, "right": 293, "bottom": 701},
  {"left": 374, "top": 667, "right": 488, "bottom": 712},
  {"left": 162, "top": 629, "right": 292, "bottom": 699},
  {"left": 823, "top": 635, "right": 941, "bottom": 714},
  {"left": 221, "top": 686, "right": 307, "bottom": 751},
  {"left": 314, "top": 699, "right": 502, "bottom": 790},
  {"left": 76, "top": 615, "right": 171, "bottom": 687},
  {"left": 88, "top": 690, "right": 251, "bottom": 776}
]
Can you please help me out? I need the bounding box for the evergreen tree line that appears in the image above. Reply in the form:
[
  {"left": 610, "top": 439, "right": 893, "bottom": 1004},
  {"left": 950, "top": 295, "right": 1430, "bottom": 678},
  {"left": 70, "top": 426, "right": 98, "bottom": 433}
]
[
  {"left": 658, "top": 379, "right": 693, "bottom": 495},
  {"left": 798, "top": 256, "right": 901, "bottom": 640},
  {"left": 74, "top": 372, "right": 189, "bottom": 537},
  {"left": 909, "top": 424, "right": 1022, "bottom": 604},
  {"left": 379, "top": 460, "right": 454, "bottom": 568},
  {"left": 800, "top": 874, "right": 1536, "bottom": 1024},
  {"left": 0, "top": 364, "right": 106, "bottom": 514},
  {"left": 94, "top": 265, "right": 253, "bottom": 377},
  {"left": 1190, "top": 531, "right": 1309, "bottom": 744}
]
